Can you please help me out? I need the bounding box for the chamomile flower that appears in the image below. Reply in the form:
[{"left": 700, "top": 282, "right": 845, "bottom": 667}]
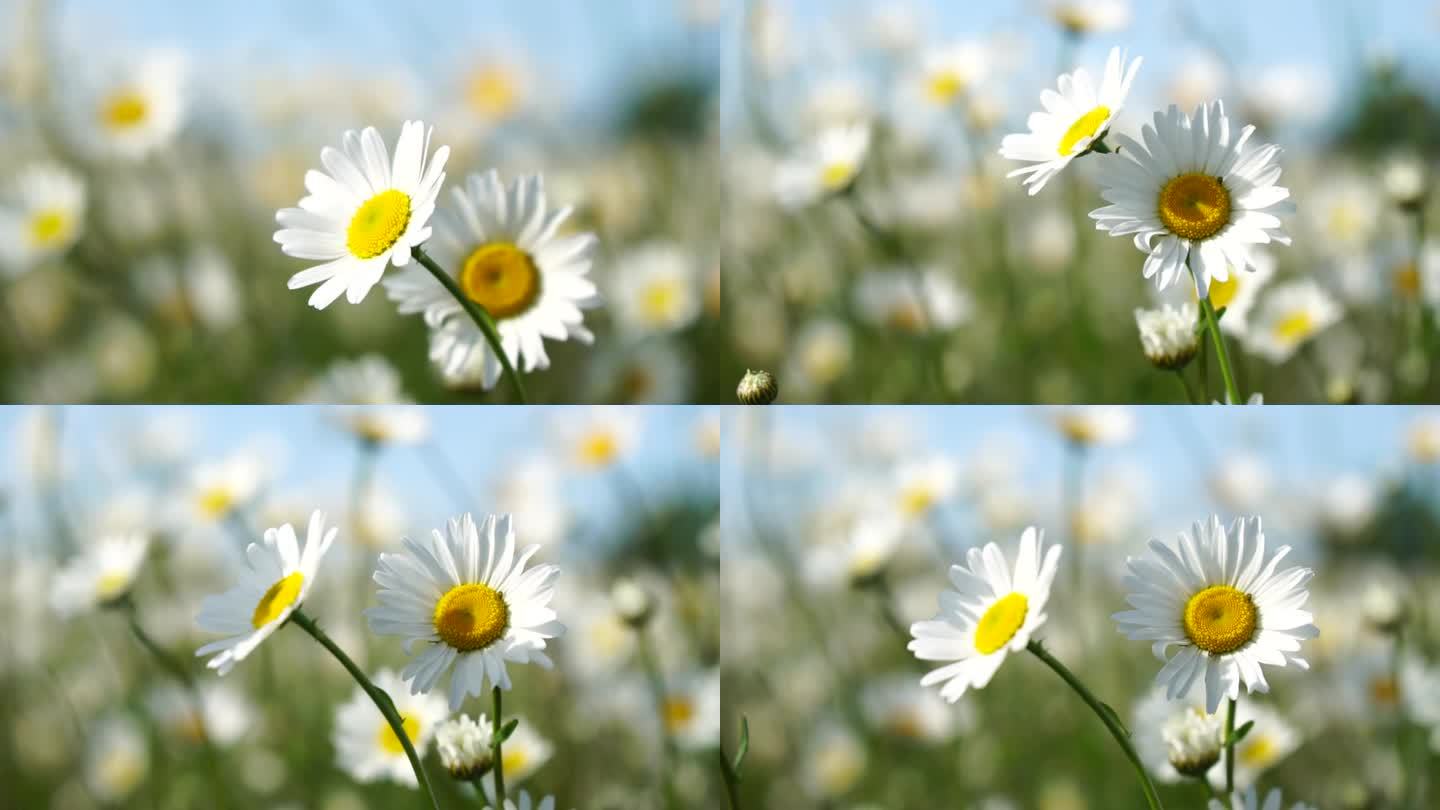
[
  {"left": 333, "top": 669, "right": 449, "bottom": 787},
  {"left": 908, "top": 527, "right": 1063, "bottom": 702},
  {"left": 147, "top": 682, "right": 254, "bottom": 747},
  {"left": 382, "top": 171, "right": 599, "bottom": 388},
  {"left": 1091, "top": 101, "right": 1293, "bottom": 296},
  {"left": 1133, "top": 686, "right": 1223, "bottom": 782},
  {"left": 83, "top": 51, "right": 185, "bottom": 161},
  {"left": 861, "top": 673, "right": 972, "bottom": 742},
  {"left": 434, "top": 714, "right": 491, "bottom": 779},
  {"left": 1049, "top": 0, "right": 1130, "bottom": 35},
  {"left": 85, "top": 714, "right": 150, "bottom": 803},
  {"left": 895, "top": 456, "right": 960, "bottom": 521},
  {"left": 366, "top": 514, "right": 564, "bottom": 710},
  {"left": 50, "top": 534, "right": 149, "bottom": 616},
  {"left": 1243, "top": 280, "right": 1342, "bottom": 363},
  {"left": 194, "top": 510, "right": 337, "bottom": 675},
  {"left": 1000, "top": 47, "right": 1142, "bottom": 195},
  {"left": 1162, "top": 250, "right": 1276, "bottom": 339},
  {"left": 1135, "top": 302, "right": 1200, "bottom": 370},
  {"left": 659, "top": 669, "right": 721, "bottom": 750},
  {"left": 275, "top": 120, "right": 449, "bottom": 309},
  {"left": 176, "top": 450, "right": 265, "bottom": 530},
  {"left": 1208, "top": 786, "right": 1316, "bottom": 810},
  {"left": 1051, "top": 406, "right": 1135, "bottom": 447},
  {"left": 775, "top": 123, "right": 872, "bottom": 209},
  {"left": 913, "top": 41, "right": 989, "bottom": 109},
  {"left": 1215, "top": 701, "right": 1300, "bottom": 790},
  {"left": 1113, "top": 515, "right": 1319, "bottom": 714},
  {"left": 0, "top": 163, "right": 86, "bottom": 274},
  {"left": 561, "top": 407, "right": 639, "bottom": 470},
  {"left": 852, "top": 269, "right": 972, "bottom": 333},
  {"left": 484, "top": 789, "right": 559, "bottom": 810},
  {"left": 610, "top": 241, "right": 700, "bottom": 336},
  {"left": 480, "top": 715, "right": 553, "bottom": 783}
]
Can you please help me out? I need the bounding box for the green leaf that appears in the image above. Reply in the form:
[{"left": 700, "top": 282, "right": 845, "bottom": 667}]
[
  {"left": 498, "top": 718, "right": 520, "bottom": 743},
  {"left": 1228, "top": 720, "right": 1254, "bottom": 746},
  {"left": 733, "top": 716, "right": 750, "bottom": 772},
  {"left": 1214, "top": 306, "right": 1228, "bottom": 321},
  {"left": 1098, "top": 701, "right": 1130, "bottom": 737}
]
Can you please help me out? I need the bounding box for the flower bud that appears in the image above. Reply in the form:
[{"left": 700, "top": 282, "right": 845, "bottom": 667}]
[
  {"left": 610, "top": 578, "right": 656, "bottom": 628},
  {"left": 737, "top": 369, "right": 779, "bottom": 404},
  {"left": 1135, "top": 303, "right": 1199, "bottom": 371}
]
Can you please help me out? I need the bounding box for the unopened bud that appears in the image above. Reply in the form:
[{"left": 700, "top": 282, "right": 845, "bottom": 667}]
[
  {"left": 611, "top": 578, "right": 656, "bottom": 628},
  {"left": 737, "top": 369, "right": 778, "bottom": 405}
]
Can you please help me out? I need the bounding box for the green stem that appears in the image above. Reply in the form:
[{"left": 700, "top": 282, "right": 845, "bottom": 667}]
[
  {"left": 349, "top": 440, "right": 377, "bottom": 543},
  {"left": 1027, "top": 642, "right": 1165, "bottom": 810},
  {"left": 1224, "top": 697, "right": 1237, "bottom": 796},
  {"left": 1175, "top": 370, "right": 1199, "bottom": 404},
  {"left": 411, "top": 245, "right": 529, "bottom": 404},
  {"left": 490, "top": 686, "right": 507, "bottom": 809},
  {"left": 637, "top": 626, "right": 680, "bottom": 810},
  {"left": 719, "top": 748, "right": 743, "bottom": 810},
  {"left": 1193, "top": 264, "right": 1242, "bottom": 404},
  {"left": 290, "top": 609, "right": 442, "bottom": 810}
]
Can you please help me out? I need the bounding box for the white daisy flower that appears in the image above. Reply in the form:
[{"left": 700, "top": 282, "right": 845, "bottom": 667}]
[
  {"left": 852, "top": 269, "right": 973, "bottom": 334},
  {"left": 83, "top": 51, "right": 185, "bottom": 161},
  {"left": 382, "top": 171, "right": 599, "bottom": 388},
  {"left": 1049, "top": 0, "right": 1131, "bottom": 35},
  {"left": 194, "top": 510, "right": 337, "bottom": 675},
  {"left": 434, "top": 714, "right": 491, "bottom": 779},
  {"left": 275, "top": 120, "right": 450, "bottom": 309},
  {"left": 908, "top": 527, "right": 1063, "bottom": 703},
  {"left": 485, "top": 715, "right": 554, "bottom": 784},
  {"left": 610, "top": 242, "right": 700, "bottom": 336},
  {"left": 333, "top": 668, "right": 449, "bottom": 787},
  {"left": 861, "top": 673, "right": 972, "bottom": 743},
  {"left": 1091, "top": 101, "right": 1293, "bottom": 296},
  {"left": 913, "top": 41, "right": 990, "bottom": 109},
  {"left": 801, "top": 721, "right": 866, "bottom": 799},
  {"left": 484, "top": 789, "right": 559, "bottom": 810},
  {"left": 85, "top": 713, "right": 150, "bottom": 803},
  {"left": 365, "top": 513, "right": 565, "bottom": 710},
  {"left": 147, "top": 682, "right": 254, "bottom": 747},
  {"left": 1113, "top": 515, "right": 1319, "bottom": 714},
  {"left": 175, "top": 450, "right": 266, "bottom": 530},
  {"left": 774, "top": 123, "right": 872, "bottom": 209},
  {"left": 1051, "top": 406, "right": 1135, "bottom": 447},
  {"left": 1242, "top": 280, "right": 1342, "bottom": 364},
  {"left": 1133, "top": 686, "right": 1224, "bottom": 782},
  {"left": 660, "top": 669, "right": 721, "bottom": 751},
  {"left": 1000, "top": 47, "right": 1142, "bottom": 195},
  {"left": 50, "top": 534, "right": 149, "bottom": 616},
  {"left": 895, "top": 456, "right": 960, "bottom": 520},
  {"left": 1208, "top": 786, "right": 1316, "bottom": 810},
  {"left": 1158, "top": 249, "right": 1276, "bottom": 339},
  {"left": 302, "top": 354, "right": 410, "bottom": 404},
  {"left": 1135, "top": 302, "right": 1200, "bottom": 370},
  {"left": 0, "top": 163, "right": 86, "bottom": 274},
  {"left": 1212, "top": 701, "right": 1299, "bottom": 791},
  {"left": 561, "top": 407, "right": 639, "bottom": 470}
]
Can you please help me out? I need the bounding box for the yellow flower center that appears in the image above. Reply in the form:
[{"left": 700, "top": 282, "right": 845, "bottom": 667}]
[
  {"left": 1208, "top": 272, "right": 1240, "bottom": 310},
  {"left": 1238, "top": 734, "right": 1276, "bottom": 767},
  {"left": 642, "top": 278, "right": 684, "bottom": 324},
  {"left": 1182, "top": 585, "right": 1258, "bottom": 654},
  {"left": 1057, "top": 105, "right": 1111, "bottom": 156},
  {"left": 502, "top": 748, "right": 528, "bottom": 776},
  {"left": 974, "top": 592, "right": 1029, "bottom": 655},
  {"left": 900, "top": 486, "right": 935, "bottom": 516},
  {"left": 346, "top": 189, "right": 411, "bottom": 259},
  {"left": 663, "top": 696, "right": 695, "bottom": 733},
  {"left": 376, "top": 713, "right": 420, "bottom": 755},
  {"left": 102, "top": 90, "right": 149, "bottom": 130},
  {"left": 433, "top": 583, "right": 510, "bottom": 651},
  {"left": 467, "top": 68, "right": 520, "bottom": 120},
  {"left": 95, "top": 570, "right": 132, "bottom": 602},
  {"left": 29, "top": 209, "right": 71, "bottom": 247},
  {"left": 1272, "top": 311, "right": 1314, "bottom": 344},
  {"left": 821, "top": 162, "right": 856, "bottom": 191},
  {"left": 578, "top": 432, "right": 620, "bottom": 467},
  {"left": 198, "top": 488, "right": 235, "bottom": 519},
  {"left": 887, "top": 710, "right": 924, "bottom": 739},
  {"left": 885, "top": 303, "right": 926, "bottom": 333},
  {"left": 1158, "top": 173, "right": 1232, "bottom": 241},
  {"left": 1371, "top": 675, "right": 1400, "bottom": 706},
  {"left": 926, "top": 71, "right": 964, "bottom": 104},
  {"left": 458, "top": 242, "right": 542, "bottom": 319},
  {"left": 251, "top": 571, "right": 305, "bottom": 629},
  {"left": 1395, "top": 261, "right": 1421, "bottom": 299}
]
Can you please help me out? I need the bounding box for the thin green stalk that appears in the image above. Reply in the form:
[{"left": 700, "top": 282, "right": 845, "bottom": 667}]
[
  {"left": 290, "top": 609, "right": 442, "bottom": 810},
  {"left": 636, "top": 626, "right": 680, "bottom": 810},
  {"left": 490, "top": 686, "right": 507, "bottom": 810},
  {"left": 412, "top": 245, "right": 528, "bottom": 403},
  {"left": 1175, "top": 370, "right": 1199, "bottom": 404},
  {"left": 1224, "top": 697, "right": 1237, "bottom": 796},
  {"left": 719, "top": 749, "right": 743, "bottom": 810},
  {"left": 1192, "top": 263, "right": 1242, "bottom": 404},
  {"left": 1027, "top": 641, "right": 1164, "bottom": 810},
  {"left": 349, "top": 439, "right": 377, "bottom": 542}
]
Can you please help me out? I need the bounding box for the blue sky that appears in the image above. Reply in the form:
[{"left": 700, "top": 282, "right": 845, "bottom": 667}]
[{"left": 0, "top": 406, "right": 718, "bottom": 551}]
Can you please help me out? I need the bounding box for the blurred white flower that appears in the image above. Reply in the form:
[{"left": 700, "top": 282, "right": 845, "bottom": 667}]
[
  {"left": 147, "top": 681, "right": 255, "bottom": 747},
  {"left": 1381, "top": 152, "right": 1429, "bottom": 208},
  {"left": 774, "top": 123, "right": 872, "bottom": 209},
  {"left": 175, "top": 448, "right": 267, "bottom": 530},
  {"left": 482, "top": 715, "right": 553, "bottom": 785},
  {"left": 1051, "top": 406, "right": 1134, "bottom": 447},
  {"left": 0, "top": 163, "right": 86, "bottom": 275},
  {"left": 801, "top": 721, "right": 866, "bottom": 799},
  {"left": 1167, "top": 51, "right": 1228, "bottom": 111},
  {"left": 50, "top": 533, "right": 149, "bottom": 615},
  {"left": 560, "top": 407, "right": 639, "bottom": 470},
  {"left": 1208, "top": 702, "right": 1301, "bottom": 791},
  {"left": 1209, "top": 786, "right": 1316, "bottom": 810},
  {"left": 1244, "top": 64, "right": 1333, "bottom": 127},
  {"left": 1304, "top": 170, "right": 1381, "bottom": 255},
  {"left": 494, "top": 457, "right": 570, "bottom": 547},
  {"left": 911, "top": 41, "right": 990, "bottom": 110},
  {"left": 861, "top": 673, "right": 973, "bottom": 743},
  {"left": 195, "top": 511, "right": 337, "bottom": 675},
  {"left": 333, "top": 669, "right": 449, "bottom": 787},
  {"left": 1048, "top": 0, "right": 1130, "bottom": 34},
  {"left": 661, "top": 669, "right": 721, "bottom": 751},
  {"left": 1316, "top": 473, "right": 1378, "bottom": 537},
  {"left": 1243, "top": 280, "right": 1342, "bottom": 364},
  {"left": 909, "top": 527, "right": 1062, "bottom": 702},
  {"left": 853, "top": 269, "right": 972, "bottom": 333},
  {"left": 80, "top": 50, "right": 185, "bottom": 160},
  {"left": 785, "top": 318, "right": 853, "bottom": 398},
  {"left": 85, "top": 713, "right": 150, "bottom": 803},
  {"left": 610, "top": 242, "right": 700, "bottom": 336},
  {"left": 1114, "top": 516, "right": 1318, "bottom": 714}
]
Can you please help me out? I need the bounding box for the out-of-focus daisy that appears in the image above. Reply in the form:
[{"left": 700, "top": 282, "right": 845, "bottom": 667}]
[
  {"left": 1092, "top": 102, "right": 1293, "bottom": 295},
  {"left": 1051, "top": 406, "right": 1134, "bottom": 447},
  {"left": 1209, "top": 786, "right": 1316, "bottom": 810},
  {"left": 1408, "top": 415, "right": 1440, "bottom": 463},
  {"left": 895, "top": 456, "right": 959, "bottom": 521},
  {"left": 1000, "top": 47, "right": 1141, "bottom": 195},
  {"left": 853, "top": 269, "right": 972, "bottom": 333},
  {"left": 147, "top": 682, "right": 254, "bottom": 746},
  {"left": 807, "top": 512, "right": 905, "bottom": 589},
  {"left": 1243, "top": 280, "right": 1341, "bottom": 363},
  {"left": 463, "top": 59, "right": 527, "bottom": 125},
  {"left": 333, "top": 668, "right": 449, "bottom": 787},
  {"left": 1208, "top": 453, "right": 1271, "bottom": 513},
  {"left": 609, "top": 242, "right": 699, "bottom": 336},
  {"left": 366, "top": 514, "right": 564, "bottom": 709},
  {"left": 1049, "top": 0, "right": 1130, "bottom": 35},
  {"left": 480, "top": 714, "right": 553, "bottom": 784},
  {"left": 383, "top": 171, "right": 598, "bottom": 387},
  {"left": 483, "top": 789, "right": 558, "bottom": 810},
  {"left": 775, "top": 123, "right": 872, "bottom": 209},
  {"left": 909, "top": 527, "right": 1063, "bottom": 702},
  {"left": 0, "top": 163, "right": 86, "bottom": 274},
  {"left": 1134, "top": 302, "right": 1199, "bottom": 370},
  {"left": 660, "top": 669, "right": 721, "bottom": 751},
  {"left": 801, "top": 721, "right": 866, "bottom": 799},
  {"left": 83, "top": 51, "right": 185, "bottom": 160},
  {"left": 85, "top": 714, "right": 149, "bottom": 803},
  {"left": 587, "top": 341, "right": 693, "bottom": 404},
  {"left": 861, "top": 673, "right": 972, "bottom": 742},
  {"left": 1381, "top": 152, "right": 1428, "bottom": 209},
  {"left": 51, "top": 534, "right": 149, "bottom": 616},
  {"left": 303, "top": 354, "right": 409, "bottom": 404},
  {"left": 1304, "top": 170, "right": 1381, "bottom": 256},
  {"left": 562, "top": 408, "right": 639, "bottom": 470},
  {"left": 176, "top": 450, "right": 265, "bottom": 530},
  {"left": 1316, "top": 473, "right": 1378, "bottom": 538},
  {"left": 1212, "top": 701, "right": 1300, "bottom": 790},
  {"left": 1113, "top": 515, "right": 1319, "bottom": 713},
  {"left": 195, "top": 511, "right": 337, "bottom": 675},
  {"left": 785, "top": 318, "right": 854, "bottom": 398},
  {"left": 275, "top": 120, "right": 449, "bottom": 308},
  {"left": 494, "top": 458, "right": 571, "bottom": 548},
  {"left": 912, "top": 41, "right": 989, "bottom": 109}
]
